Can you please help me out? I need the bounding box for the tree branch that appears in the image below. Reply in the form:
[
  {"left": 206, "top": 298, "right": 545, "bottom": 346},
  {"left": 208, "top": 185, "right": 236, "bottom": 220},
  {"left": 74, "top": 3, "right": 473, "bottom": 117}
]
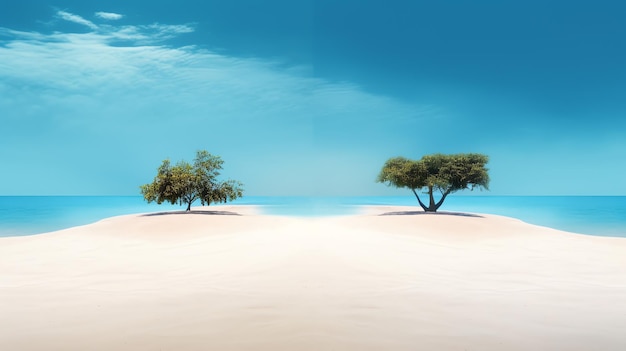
[
  {"left": 412, "top": 188, "right": 428, "bottom": 211},
  {"left": 434, "top": 187, "right": 453, "bottom": 210}
]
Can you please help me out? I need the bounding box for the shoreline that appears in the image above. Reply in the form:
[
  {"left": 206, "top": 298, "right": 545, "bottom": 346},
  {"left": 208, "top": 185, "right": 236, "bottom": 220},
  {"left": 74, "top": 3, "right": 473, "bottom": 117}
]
[
  {"left": 2, "top": 205, "right": 626, "bottom": 350},
  {"left": 2, "top": 196, "right": 625, "bottom": 238},
  {"left": 3, "top": 203, "right": 622, "bottom": 240}
]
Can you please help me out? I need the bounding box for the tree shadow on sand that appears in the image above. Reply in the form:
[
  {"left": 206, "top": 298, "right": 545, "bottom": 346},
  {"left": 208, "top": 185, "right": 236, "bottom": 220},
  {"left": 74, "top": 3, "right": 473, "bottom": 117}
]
[
  {"left": 141, "top": 210, "right": 241, "bottom": 217},
  {"left": 379, "top": 211, "right": 484, "bottom": 218}
]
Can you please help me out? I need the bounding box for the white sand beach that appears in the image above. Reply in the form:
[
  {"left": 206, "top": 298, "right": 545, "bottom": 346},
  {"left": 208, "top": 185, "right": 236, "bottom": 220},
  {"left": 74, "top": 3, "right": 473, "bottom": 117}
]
[{"left": 1, "top": 205, "right": 625, "bottom": 350}]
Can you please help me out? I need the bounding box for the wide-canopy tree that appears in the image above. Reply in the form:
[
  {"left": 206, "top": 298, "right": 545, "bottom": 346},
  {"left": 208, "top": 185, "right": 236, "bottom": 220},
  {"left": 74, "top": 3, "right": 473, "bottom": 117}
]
[
  {"left": 140, "top": 150, "right": 244, "bottom": 211},
  {"left": 377, "top": 153, "right": 489, "bottom": 212}
]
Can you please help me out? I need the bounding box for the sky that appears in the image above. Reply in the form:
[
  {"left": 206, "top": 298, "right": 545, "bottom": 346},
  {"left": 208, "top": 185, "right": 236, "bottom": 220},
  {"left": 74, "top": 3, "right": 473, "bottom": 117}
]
[{"left": 1, "top": 0, "right": 625, "bottom": 196}]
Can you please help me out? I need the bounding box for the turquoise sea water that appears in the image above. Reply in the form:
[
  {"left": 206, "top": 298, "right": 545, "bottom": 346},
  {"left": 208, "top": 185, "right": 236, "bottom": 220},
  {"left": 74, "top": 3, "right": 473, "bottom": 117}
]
[{"left": 0, "top": 196, "right": 625, "bottom": 238}]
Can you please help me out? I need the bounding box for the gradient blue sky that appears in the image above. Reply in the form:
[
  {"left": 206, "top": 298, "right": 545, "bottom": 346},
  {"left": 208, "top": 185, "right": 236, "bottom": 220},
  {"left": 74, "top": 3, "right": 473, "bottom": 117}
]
[{"left": 1, "top": 1, "right": 625, "bottom": 196}]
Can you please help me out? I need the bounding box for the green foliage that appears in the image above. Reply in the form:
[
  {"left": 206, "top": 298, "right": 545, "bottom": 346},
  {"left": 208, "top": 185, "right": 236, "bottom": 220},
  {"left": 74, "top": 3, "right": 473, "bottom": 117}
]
[
  {"left": 377, "top": 153, "right": 489, "bottom": 212},
  {"left": 140, "top": 150, "right": 244, "bottom": 211}
]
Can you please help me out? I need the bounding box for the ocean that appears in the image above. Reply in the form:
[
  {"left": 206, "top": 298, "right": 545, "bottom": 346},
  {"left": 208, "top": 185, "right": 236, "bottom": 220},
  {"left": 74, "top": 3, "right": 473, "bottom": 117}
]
[{"left": 0, "top": 196, "right": 625, "bottom": 238}]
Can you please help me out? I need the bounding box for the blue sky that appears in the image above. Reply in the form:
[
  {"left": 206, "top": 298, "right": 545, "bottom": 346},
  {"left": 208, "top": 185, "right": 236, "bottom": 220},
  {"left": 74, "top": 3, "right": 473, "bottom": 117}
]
[{"left": 1, "top": 1, "right": 625, "bottom": 196}]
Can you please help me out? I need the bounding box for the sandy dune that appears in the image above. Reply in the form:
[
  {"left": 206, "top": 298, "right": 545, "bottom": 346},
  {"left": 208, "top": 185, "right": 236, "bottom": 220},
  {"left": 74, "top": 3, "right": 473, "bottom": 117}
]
[{"left": 1, "top": 205, "right": 625, "bottom": 350}]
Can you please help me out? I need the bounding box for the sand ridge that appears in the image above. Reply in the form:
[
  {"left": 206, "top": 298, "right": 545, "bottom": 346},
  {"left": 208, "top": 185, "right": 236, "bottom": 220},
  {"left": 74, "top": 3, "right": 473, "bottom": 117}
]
[{"left": 1, "top": 205, "right": 625, "bottom": 350}]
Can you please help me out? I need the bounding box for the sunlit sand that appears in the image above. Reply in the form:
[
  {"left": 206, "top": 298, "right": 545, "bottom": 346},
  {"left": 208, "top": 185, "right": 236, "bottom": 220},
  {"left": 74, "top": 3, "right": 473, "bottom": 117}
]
[{"left": 2, "top": 205, "right": 625, "bottom": 350}]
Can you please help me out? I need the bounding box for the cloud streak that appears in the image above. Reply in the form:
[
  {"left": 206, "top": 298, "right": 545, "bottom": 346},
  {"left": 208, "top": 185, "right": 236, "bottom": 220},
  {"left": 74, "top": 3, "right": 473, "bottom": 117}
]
[
  {"left": 57, "top": 11, "right": 98, "bottom": 30},
  {"left": 95, "top": 12, "right": 124, "bottom": 21}
]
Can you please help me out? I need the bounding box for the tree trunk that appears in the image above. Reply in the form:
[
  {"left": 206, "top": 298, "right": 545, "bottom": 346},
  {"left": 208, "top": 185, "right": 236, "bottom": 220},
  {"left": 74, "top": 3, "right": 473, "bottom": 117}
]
[
  {"left": 423, "top": 187, "right": 453, "bottom": 212},
  {"left": 414, "top": 187, "right": 451, "bottom": 212},
  {"left": 186, "top": 201, "right": 192, "bottom": 212},
  {"left": 426, "top": 186, "right": 437, "bottom": 212}
]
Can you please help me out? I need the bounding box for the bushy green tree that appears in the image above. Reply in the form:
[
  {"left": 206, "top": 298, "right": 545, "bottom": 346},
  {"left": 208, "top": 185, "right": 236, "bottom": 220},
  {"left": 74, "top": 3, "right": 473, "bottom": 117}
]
[
  {"left": 377, "top": 153, "right": 489, "bottom": 212},
  {"left": 140, "top": 150, "right": 244, "bottom": 211}
]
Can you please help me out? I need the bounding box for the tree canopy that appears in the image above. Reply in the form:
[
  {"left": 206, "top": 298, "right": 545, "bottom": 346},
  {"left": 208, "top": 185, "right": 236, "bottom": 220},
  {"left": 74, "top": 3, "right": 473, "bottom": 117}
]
[
  {"left": 140, "top": 150, "right": 244, "bottom": 211},
  {"left": 377, "top": 153, "right": 489, "bottom": 212}
]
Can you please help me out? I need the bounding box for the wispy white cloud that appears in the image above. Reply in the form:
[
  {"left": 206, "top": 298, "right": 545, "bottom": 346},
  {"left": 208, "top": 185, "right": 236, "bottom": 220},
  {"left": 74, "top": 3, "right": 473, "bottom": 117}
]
[
  {"left": 0, "top": 11, "right": 427, "bottom": 195},
  {"left": 95, "top": 12, "right": 124, "bottom": 21},
  {"left": 50, "top": 10, "right": 196, "bottom": 45},
  {"left": 57, "top": 11, "right": 98, "bottom": 30},
  {"left": 108, "top": 24, "right": 196, "bottom": 43},
  {"left": 53, "top": 11, "right": 193, "bottom": 43}
]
